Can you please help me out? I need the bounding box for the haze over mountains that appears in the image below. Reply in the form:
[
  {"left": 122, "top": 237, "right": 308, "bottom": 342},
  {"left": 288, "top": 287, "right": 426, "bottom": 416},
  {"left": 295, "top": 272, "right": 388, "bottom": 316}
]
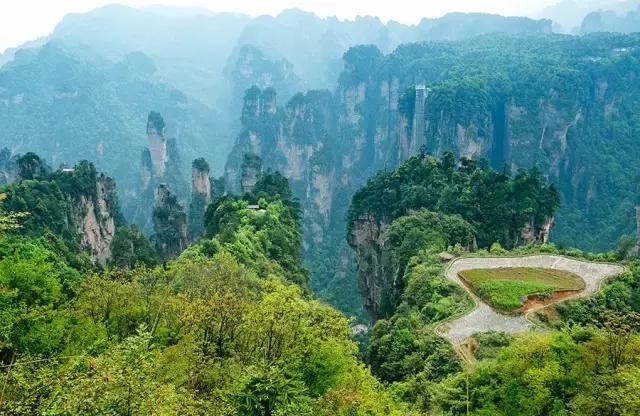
[
  {"left": 0, "top": 4, "right": 556, "bottom": 191},
  {"left": 539, "top": 0, "right": 640, "bottom": 32},
  {"left": 2, "top": 1, "right": 640, "bottom": 316},
  {"left": 5, "top": 3, "right": 640, "bottom": 412}
]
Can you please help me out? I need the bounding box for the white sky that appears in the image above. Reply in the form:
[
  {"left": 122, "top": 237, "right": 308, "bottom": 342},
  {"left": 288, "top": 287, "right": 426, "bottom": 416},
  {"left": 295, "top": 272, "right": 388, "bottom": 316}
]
[{"left": 0, "top": 0, "right": 560, "bottom": 53}]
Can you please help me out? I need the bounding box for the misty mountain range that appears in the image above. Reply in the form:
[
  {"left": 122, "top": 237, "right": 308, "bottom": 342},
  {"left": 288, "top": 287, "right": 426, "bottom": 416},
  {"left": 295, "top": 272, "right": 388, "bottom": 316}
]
[{"left": 3, "top": 0, "right": 640, "bottom": 315}]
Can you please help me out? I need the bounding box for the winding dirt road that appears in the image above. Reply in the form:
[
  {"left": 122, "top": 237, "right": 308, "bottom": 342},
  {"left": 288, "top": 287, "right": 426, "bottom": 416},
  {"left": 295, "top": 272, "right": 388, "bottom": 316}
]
[{"left": 437, "top": 255, "right": 625, "bottom": 343}]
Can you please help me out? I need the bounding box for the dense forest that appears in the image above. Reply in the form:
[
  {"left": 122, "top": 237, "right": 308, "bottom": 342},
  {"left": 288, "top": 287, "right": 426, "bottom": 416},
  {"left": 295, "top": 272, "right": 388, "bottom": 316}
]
[
  {"left": 2, "top": 151, "right": 640, "bottom": 415},
  {"left": 3, "top": 3, "right": 640, "bottom": 414},
  {"left": 0, "top": 161, "right": 406, "bottom": 414},
  {"left": 348, "top": 154, "right": 640, "bottom": 415},
  {"left": 4, "top": 7, "right": 640, "bottom": 322},
  {"left": 348, "top": 153, "right": 559, "bottom": 319},
  {"left": 223, "top": 32, "right": 640, "bottom": 320}
]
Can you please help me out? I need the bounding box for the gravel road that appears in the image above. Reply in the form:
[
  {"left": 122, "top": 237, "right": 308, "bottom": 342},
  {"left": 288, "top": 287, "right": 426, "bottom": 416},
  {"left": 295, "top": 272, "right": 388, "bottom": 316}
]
[{"left": 437, "top": 255, "right": 625, "bottom": 343}]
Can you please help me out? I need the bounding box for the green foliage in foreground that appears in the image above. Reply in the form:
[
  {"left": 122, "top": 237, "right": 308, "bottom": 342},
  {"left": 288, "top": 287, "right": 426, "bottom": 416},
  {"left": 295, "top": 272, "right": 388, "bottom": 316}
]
[
  {"left": 460, "top": 267, "right": 584, "bottom": 310},
  {"left": 109, "top": 226, "right": 158, "bottom": 269},
  {"left": 372, "top": 209, "right": 476, "bottom": 318},
  {"left": 438, "top": 318, "right": 640, "bottom": 416},
  {"left": 370, "top": 290, "right": 640, "bottom": 415},
  {"left": 1, "top": 253, "right": 407, "bottom": 414},
  {"left": 365, "top": 227, "right": 640, "bottom": 414},
  {"left": 368, "top": 248, "right": 473, "bottom": 384},
  {"left": 192, "top": 171, "right": 309, "bottom": 288},
  {"left": 557, "top": 259, "right": 640, "bottom": 326},
  {"left": 0, "top": 158, "right": 155, "bottom": 269},
  {"left": 0, "top": 194, "right": 25, "bottom": 238},
  {"left": 0, "top": 175, "right": 410, "bottom": 414}
]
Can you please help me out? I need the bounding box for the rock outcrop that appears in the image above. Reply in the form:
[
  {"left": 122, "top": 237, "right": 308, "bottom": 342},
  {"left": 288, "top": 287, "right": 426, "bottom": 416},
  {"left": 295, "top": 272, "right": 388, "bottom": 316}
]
[
  {"left": 240, "top": 153, "right": 262, "bottom": 194},
  {"left": 127, "top": 112, "right": 188, "bottom": 233},
  {"left": 520, "top": 216, "right": 555, "bottom": 246},
  {"left": 191, "top": 158, "right": 212, "bottom": 201},
  {"left": 146, "top": 111, "right": 168, "bottom": 177},
  {"left": 0, "top": 148, "right": 17, "bottom": 185},
  {"left": 347, "top": 215, "right": 393, "bottom": 319},
  {"left": 225, "top": 88, "right": 337, "bottom": 240},
  {"left": 16, "top": 152, "right": 49, "bottom": 180},
  {"left": 188, "top": 158, "right": 212, "bottom": 239},
  {"left": 78, "top": 174, "right": 118, "bottom": 265},
  {"left": 223, "top": 35, "right": 640, "bottom": 317},
  {"left": 1, "top": 155, "right": 123, "bottom": 266},
  {"left": 153, "top": 184, "right": 188, "bottom": 260},
  {"left": 349, "top": 210, "right": 552, "bottom": 320},
  {"left": 224, "top": 87, "right": 362, "bottom": 314}
]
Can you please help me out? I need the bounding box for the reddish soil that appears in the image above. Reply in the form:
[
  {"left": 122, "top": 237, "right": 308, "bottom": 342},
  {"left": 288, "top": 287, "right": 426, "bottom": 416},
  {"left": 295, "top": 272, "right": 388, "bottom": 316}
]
[
  {"left": 458, "top": 274, "right": 580, "bottom": 315},
  {"left": 519, "top": 290, "right": 580, "bottom": 313}
]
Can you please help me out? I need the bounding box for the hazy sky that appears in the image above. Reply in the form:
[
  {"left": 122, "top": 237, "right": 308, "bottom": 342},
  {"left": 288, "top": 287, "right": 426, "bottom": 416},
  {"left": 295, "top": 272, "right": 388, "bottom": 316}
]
[{"left": 0, "top": 0, "right": 560, "bottom": 53}]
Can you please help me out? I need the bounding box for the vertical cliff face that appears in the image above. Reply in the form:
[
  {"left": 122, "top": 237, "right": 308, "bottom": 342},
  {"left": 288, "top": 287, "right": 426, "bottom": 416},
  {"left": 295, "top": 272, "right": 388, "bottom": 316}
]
[
  {"left": 240, "top": 153, "right": 262, "bottom": 194},
  {"left": 341, "top": 40, "right": 640, "bottom": 253},
  {"left": 57, "top": 162, "right": 123, "bottom": 266},
  {"left": 349, "top": 211, "right": 554, "bottom": 320},
  {"left": 224, "top": 87, "right": 364, "bottom": 314},
  {"left": 1, "top": 155, "right": 124, "bottom": 265},
  {"left": 191, "top": 158, "right": 212, "bottom": 200},
  {"left": 153, "top": 184, "right": 188, "bottom": 260},
  {"left": 347, "top": 215, "right": 394, "bottom": 319},
  {"left": 188, "top": 158, "right": 212, "bottom": 239},
  {"left": 346, "top": 153, "right": 558, "bottom": 319},
  {"left": 227, "top": 45, "right": 301, "bottom": 128},
  {"left": 224, "top": 36, "right": 640, "bottom": 318},
  {"left": 226, "top": 88, "right": 336, "bottom": 219},
  {"left": 146, "top": 111, "right": 168, "bottom": 178},
  {"left": 520, "top": 216, "right": 554, "bottom": 246},
  {"left": 126, "top": 111, "right": 188, "bottom": 234},
  {"left": 141, "top": 149, "right": 152, "bottom": 189},
  {"left": 78, "top": 175, "right": 118, "bottom": 265},
  {"left": 0, "top": 150, "right": 15, "bottom": 185}
]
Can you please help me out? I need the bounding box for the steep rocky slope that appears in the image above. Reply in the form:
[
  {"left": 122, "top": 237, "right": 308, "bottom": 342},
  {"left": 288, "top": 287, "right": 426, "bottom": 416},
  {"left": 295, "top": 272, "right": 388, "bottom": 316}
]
[
  {"left": 188, "top": 157, "right": 213, "bottom": 239},
  {"left": 346, "top": 156, "right": 558, "bottom": 319},
  {"left": 334, "top": 34, "right": 640, "bottom": 251},
  {"left": 152, "top": 184, "right": 188, "bottom": 260},
  {"left": 225, "top": 33, "right": 640, "bottom": 317},
  {"left": 125, "top": 112, "right": 188, "bottom": 233},
  {"left": 0, "top": 153, "right": 123, "bottom": 265}
]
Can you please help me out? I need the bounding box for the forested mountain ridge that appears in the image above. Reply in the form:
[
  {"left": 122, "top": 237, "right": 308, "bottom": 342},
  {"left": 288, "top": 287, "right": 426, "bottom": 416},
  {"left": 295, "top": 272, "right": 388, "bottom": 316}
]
[
  {"left": 4, "top": 151, "right": 636, "bottom": 415},
  {"left": 224, "top": 86, "right": 361, "bottom": 315},
  {"left": 5, "top": 4, "right": 640, "bottom": 415},
  {"left": 581, "top": 5, "right": 640, "bottom": 33},
  {"left": 0, "top": 151, "right": 157, "bottom": 269},
  {"left": 539, "top": 0, "right": 640, "bottom": 33},
  {"left": 0, "top": 6, "right": 557, "bottom": 257},
  {"left": 1, "top": 5, "right": 552, "bottom": 97},
  {"left": 334, "top": 33, "right": 640, "bottom": 252},
  {"left": 0, "top": 164, "right": 408, "bottom": 415},
  {"left": 348, "top": 154, "right": 559, "bottom": 319},
  {"left": 341, "top": 154, "right": 640, "bottom": 415},
  {"left": 224, "top": 32, "right": 640, "bottom": 317}
]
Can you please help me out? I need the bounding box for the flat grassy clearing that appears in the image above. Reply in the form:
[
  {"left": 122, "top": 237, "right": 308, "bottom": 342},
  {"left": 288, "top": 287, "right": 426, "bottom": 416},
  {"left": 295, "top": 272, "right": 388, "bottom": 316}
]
[{"left": 459, "top": 267, "right": 584, "bottom": 311}]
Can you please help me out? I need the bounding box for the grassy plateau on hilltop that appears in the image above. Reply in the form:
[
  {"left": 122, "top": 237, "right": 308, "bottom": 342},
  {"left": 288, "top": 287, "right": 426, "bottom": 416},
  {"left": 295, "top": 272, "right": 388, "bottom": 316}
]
[{"left": 460, "top": 267, "right": 585, "bottom": 310}]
